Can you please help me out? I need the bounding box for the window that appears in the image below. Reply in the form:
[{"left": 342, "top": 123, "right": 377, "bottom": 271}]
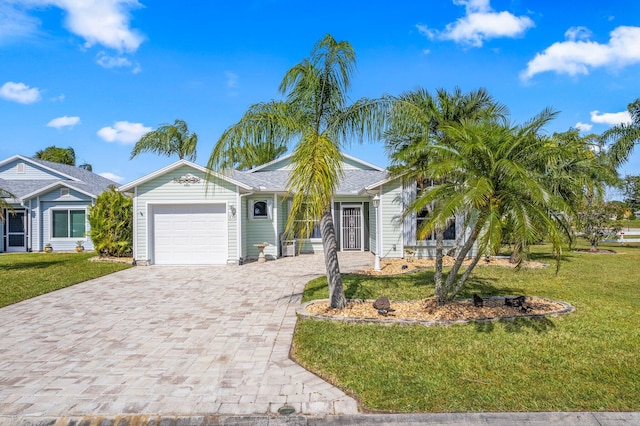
[
  {"left": 288, "top": 200, "right": 322, "bottom": 239},
  {"left": 52, "top": 209, "right": 86, "bottom": 238},
  {"left": 416, "top": 208, "right": 456, "bottom": 241},
  {"left": 250, "top": 199, "right": 271, "bottom": 219},
  {"left": 17, "top": 162, "right": 25, "bottom": 174}
]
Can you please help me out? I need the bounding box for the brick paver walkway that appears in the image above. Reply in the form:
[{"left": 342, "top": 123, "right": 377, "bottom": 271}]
[{"left": 0, "top": 253, "right": 373, "bottom": 421}]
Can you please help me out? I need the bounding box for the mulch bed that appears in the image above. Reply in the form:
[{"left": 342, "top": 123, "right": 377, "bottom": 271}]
[{"left": 305, "top": 296, "right": 569, "bottom": 322}]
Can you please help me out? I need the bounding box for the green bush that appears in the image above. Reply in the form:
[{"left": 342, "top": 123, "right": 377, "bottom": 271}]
[{"left": 88, "top": 186, "right": 133, "bottom": 257}]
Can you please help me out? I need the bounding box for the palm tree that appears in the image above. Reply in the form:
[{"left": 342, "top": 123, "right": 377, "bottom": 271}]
[
  {"left": 602, "top": 98, "right": 640, "bottom": 168},
  {"left": 385, "top": 87, "right": 507, "bottom": 298},
  {"left": 411, "top": 109, "right": 581, "bottom": 304},
  {"left": 0, "top": 187, "right": 15, "bottom": 223},
  {"left": 131, "top": 119, "right": 198, "bottom": 161},
  {"left": 34, "top": 146, "right": 76, "bottom": 165},
  {"left": 207, "top": 34, "right": 387, "bottom": 308}
]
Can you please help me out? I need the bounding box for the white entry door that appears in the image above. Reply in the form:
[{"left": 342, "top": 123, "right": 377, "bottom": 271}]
[
  {"left": 151, "top": 204, "right": 227, "bottom": 265},
  {"left": 7, "top": 210, "right": 26, "bottom": 252}
]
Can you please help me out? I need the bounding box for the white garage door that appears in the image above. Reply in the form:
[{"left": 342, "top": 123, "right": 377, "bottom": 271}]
[{"left": 152, "top": 204, "right": 227, "bottom": 265}]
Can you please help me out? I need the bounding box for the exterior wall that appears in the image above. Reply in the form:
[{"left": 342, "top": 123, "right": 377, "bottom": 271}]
[
  {"left": 134, "top": 165, "right": 239, "bottom": 264},
  {"left": 0, "top": 159, "right": 68, "bottom": 180},
  {"left": 20, "top": 188, "right": 93, "bottom": 252},
  {"left": 243, "top": 195, "right": 278, "bottom": 260},
  {"left": 380, "top": 180, "right": 404, "bottom": 259}
]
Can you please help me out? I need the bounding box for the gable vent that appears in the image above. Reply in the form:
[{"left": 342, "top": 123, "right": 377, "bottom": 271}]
[
  {"left": 60, "top": 188, "right": 70, "bottom": 197},
  {"left": 17, "top": 163, "right": 25, "bottom": 174}
]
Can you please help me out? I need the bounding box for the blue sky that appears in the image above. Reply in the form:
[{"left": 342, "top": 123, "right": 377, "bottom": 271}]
[{"left": 2, "top": 0, "right": 640, "bottom": 193}]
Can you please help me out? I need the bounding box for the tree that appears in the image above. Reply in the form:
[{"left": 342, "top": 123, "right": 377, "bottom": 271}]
[
  {"left": 130, "top": 119, "right": 198, "bottom": 161},
  {"left": 34, "top": 146, "right": 76, "bottom": 165},
  {"left": 403, "top": 109, "right": 580, "bottom": 305},
  {"left": 0, "top": 187, "right": 15, "bottom": 223},
  {"left": 576, "top": 197, "right": 621, "bottom": 252},
  {"left": 88, "top": 186, "right": 133, "bottom": 257},
  {"left": 385, "top": 87, "right": 507, "bottom": 298},
  {"left": 602, "top": 98, "right": 640, "bottom": 168},
  {"left": 208, "top": 34, "right": 387, "bottom": 308},
  {"left": 622, "top": 175, "right": 640, "bottom": 212}
]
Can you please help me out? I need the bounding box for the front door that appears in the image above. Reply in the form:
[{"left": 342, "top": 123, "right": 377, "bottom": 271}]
[
  {"left": 341, "top": 206, "right": 363, "bottom": 251},
  {"left": 7, "top": 210, "right": 27, "bottom": 252}
]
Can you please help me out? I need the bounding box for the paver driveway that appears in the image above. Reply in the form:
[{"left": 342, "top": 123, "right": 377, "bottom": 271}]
[{"left": 0, "top": 253, "right": 373, "bottom": 420}]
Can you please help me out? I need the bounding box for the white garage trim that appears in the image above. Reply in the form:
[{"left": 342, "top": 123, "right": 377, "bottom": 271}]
[{"left": 147, "top": 202, "right": 228, "bottom": 265}]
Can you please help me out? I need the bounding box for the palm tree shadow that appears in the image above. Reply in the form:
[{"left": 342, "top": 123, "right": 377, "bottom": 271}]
[
  {"left": 458, "top": 276, "right": 526, "bottom": 298},
  {"left": 474, "top": 317, "right": 556, "bottom": 334}
]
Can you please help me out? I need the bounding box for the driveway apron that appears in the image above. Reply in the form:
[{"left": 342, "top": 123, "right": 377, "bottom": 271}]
[{"left": 0, "top": 253, "right": 373, "bottom": 419}]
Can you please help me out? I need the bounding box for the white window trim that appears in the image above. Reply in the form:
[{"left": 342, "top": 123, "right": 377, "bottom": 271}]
[
  {"left": 250, "top": 198, "right": 272, "bottom": 220},
  {"left": 50, "top": 207, "right": 87, "bottom": 240},
  {"left": 17, "top": 162, "right": 25, "bottom": 174}
]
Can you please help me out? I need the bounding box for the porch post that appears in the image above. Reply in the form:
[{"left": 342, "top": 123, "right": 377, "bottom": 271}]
[{"left": 372, "top": 194, "right": 381, "bottom": 272}]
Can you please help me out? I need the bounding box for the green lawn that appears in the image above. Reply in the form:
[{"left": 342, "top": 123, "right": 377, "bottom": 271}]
[
  {"left": 0, "top": 252, "right": 132, "bottom": 308},
  {"left": 293, "top": 241, "right": 640, "bottom": 412}
]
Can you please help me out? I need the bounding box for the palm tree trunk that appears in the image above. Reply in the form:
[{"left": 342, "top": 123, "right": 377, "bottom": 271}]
[
  {"left": 320, "top": 209, "right": 347, "bottom": 308},
  {"left": 434, "top": 227, "right": 446, "bottom": 305}
]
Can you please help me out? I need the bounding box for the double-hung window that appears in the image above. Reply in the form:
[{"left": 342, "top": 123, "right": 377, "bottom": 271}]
[{"left": 52, "top": 209, "right": 86, "bottom": 238}]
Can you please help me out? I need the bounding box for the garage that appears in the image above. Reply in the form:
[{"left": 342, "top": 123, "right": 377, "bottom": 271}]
[{"left": 151, "top": 204, "right": 227, "bottom": 265}]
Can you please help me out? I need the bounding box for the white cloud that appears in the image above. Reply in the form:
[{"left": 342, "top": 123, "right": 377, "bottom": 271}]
[
  {"left": 50, "top": 93, "right": 65, "bottom": 102},
  {"left": 225, "top": 71, "right": 239, "bottom": 88},
  {"left": 0, "top": 3, "right": 40, "bottom": 42},
  {"left": 590, "top": 110, "right": 632, "bottom": 126},
  {"left": 3, "top": 0, "right": 144, "bottom": 52},
  {"left": 49, "top": 0, "right": 144, "bottom": 52},
  {"left": 0, "top": 81, "right": 42, "bottom": 104},
  {"left": 522, "top": 26, "right": 640, "bottom": 80},
  {"left": 96, "top": 52, "right": 132, "bottom": 68},
  {"left": 419, "top": 0, "right": 534, "bottom": 47},
  {"left": 575, "top": 122, "right": 593, "bottom": 132},
  {"left": 97, "top": 121, "right": 151, "bottom": 144},
  {"left": 47, "top": 115, "right": 80, "bottom": 129},
  {"left": 98, "top": 171, "right": 124, "bottom": 183},
  {"left": 565, "top": 26, "right": 592, "bottom": 41}
]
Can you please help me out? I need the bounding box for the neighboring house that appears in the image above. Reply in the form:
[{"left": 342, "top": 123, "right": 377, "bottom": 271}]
[
  {"left": 0, "top": 155, "right": 118, "bottom": 253},
  {"left": 119, "top": 153, "right": 472, "bottom": 265}
]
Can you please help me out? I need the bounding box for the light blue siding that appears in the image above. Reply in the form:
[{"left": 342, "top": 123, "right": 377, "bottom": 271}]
[
  {"left": 134, "top": 165, "right": 239, "bottom": 264},
  {"left": 0, "top": 159, "right": 68, "bottom": 180}
]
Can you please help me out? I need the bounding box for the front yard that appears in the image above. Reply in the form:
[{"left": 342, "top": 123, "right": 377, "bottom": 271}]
[
  {"left": 0, "top": 252, "right": 132, "bottom": 308},
  {"left": 292, "top": 241, "right": 640, "bottom": 412}
]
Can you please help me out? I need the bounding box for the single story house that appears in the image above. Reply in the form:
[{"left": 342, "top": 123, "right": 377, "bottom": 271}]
[
  {"left": 118, "top": 153, "right": 473, "bottom": 266},
  {"left": 0, "top": 155, "right": 118, "bottom": 253}
]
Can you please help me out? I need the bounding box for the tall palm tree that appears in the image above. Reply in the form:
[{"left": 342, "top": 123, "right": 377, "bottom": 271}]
[
  {"left": 131, "top": 119, "right": 198, "bottom": 161},
  {"left": 413, "top": 109, "right": 581, "bottom": 304},
  {"left": 602, "top": 98, "right": 640, "bottom": 168},
  {"left": 208, "top": 34, "right": 387, "bottom": 308},
  {"left": 385, "top": 87, "right": 507, "bottom": 298}
]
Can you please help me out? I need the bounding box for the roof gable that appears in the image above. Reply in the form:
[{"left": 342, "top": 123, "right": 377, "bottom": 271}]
[
  {"left": 248, "top": 152, "right": 384, "bottom": 173},
  {"left": 118, "top": 160, "right": 253, "bottom": 192},
  {"left": 0, "top": 155, "right": 118, "bottom": 201}
]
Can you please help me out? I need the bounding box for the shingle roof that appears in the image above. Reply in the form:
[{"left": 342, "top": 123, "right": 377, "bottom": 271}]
[
  {"left": 228, "top": 168, "right": 389, "bottom": 194},
  {"left": 1, "top": 157, "right": 118, "bottom": 201}
]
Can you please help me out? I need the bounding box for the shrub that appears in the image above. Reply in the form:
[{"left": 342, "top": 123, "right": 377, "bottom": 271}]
[{"left": 88, "top": 186, "right": 133, "bottom": 257}]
